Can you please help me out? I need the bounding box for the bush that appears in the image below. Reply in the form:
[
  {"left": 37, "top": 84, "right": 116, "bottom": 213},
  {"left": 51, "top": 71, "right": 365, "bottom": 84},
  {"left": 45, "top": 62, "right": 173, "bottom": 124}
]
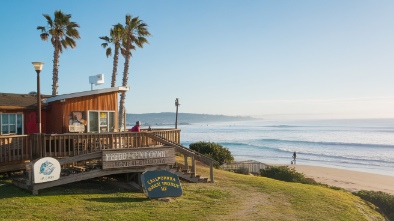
[
  {"left": 189, "top": 142, "right": 234, "bottom": 166},
  {"left": 234, "top": 167, "right": 250, "bottom": 175},
  {"left": 353, "top": 190, "right": 394, "bottom": 220},
  {"left": 260, "top": 166, "right": 316, "bottom": 184}
]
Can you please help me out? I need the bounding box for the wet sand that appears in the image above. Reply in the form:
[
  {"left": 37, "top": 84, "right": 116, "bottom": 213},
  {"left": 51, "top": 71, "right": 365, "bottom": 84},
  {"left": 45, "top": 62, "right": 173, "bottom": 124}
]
[{"left": 287, "top": 164, "right": 394, "bottom": 195}]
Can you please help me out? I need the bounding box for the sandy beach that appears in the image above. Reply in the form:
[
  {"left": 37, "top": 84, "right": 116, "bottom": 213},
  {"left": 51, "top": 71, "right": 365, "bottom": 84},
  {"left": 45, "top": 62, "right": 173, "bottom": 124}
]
[{"left": 287, "top": 165, "right": 394, "bottom": 195}]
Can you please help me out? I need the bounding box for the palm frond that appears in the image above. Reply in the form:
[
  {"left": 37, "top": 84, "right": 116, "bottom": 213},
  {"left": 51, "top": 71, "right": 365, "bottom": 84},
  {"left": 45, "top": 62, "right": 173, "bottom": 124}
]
[
  {"left": 105, "top": 48, "right": 112, "bottom": 57},
  {"left": 39, "top": 33, "right": 49, "bottom": 41},
  {"left": 37, "top": 26, "right": 46, "bottom": 32},
  {"left": 42, "top": 14, "right": 53, "bottom": 27}
]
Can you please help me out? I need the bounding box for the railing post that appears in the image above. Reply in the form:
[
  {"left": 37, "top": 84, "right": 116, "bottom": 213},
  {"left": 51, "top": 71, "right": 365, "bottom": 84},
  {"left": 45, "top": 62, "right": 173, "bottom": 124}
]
[
  {"left": 25, "top": 161, "right": 33, "bottom": 186},
  {"left": 210, "top": 161, "right": 214, "bottom": 183},
  {"left": 184, "top": 155, "right": 188, "bottom": 170},
  {"left": 191, "top": 156, "right": 196, "bottom": 177},
  {"left": 42, "top": 134, "right": 46, "bottom": 158}
]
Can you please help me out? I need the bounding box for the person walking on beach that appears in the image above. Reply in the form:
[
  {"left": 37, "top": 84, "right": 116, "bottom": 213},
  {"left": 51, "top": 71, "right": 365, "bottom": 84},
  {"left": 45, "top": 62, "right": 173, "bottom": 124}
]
[{"left": 292, "top": 151, "right": 297, "bottom": 164}]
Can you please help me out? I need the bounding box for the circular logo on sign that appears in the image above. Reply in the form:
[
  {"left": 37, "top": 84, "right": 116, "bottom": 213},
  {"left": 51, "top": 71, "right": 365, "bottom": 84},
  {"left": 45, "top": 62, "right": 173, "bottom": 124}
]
[{"left": 39, "top": 161, "right": 55, "bottom": 175}]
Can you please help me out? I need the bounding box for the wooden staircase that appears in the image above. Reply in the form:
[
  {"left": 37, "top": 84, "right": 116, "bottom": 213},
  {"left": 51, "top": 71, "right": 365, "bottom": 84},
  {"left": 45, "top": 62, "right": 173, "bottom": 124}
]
[
  {"left": 147, "top": 133, "right": 219, "bottom": 183},
  {"left": 168, "top": 162, "right": 209, "bottom": 183}
]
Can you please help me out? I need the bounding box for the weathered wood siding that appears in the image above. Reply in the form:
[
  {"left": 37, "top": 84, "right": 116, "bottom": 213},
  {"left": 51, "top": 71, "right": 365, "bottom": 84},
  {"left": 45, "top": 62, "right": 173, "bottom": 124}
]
[{"left": 45, "top": 92, "right": 118, "bottom": 134}]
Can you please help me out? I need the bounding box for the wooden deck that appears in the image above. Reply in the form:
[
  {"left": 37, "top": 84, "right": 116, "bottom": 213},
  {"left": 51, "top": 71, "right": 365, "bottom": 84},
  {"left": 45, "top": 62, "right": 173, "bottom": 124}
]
[
  {"left": 1, "top": 129, "right": 218, "bottom": 193},
  {"left": 0, "top": 129, "right": 180, "bottom": 168}
]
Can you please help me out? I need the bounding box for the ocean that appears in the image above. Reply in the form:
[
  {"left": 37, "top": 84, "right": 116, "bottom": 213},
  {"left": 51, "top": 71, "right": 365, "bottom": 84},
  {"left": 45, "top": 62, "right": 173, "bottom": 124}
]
[{"left": 177, "top": 119, "right": 394, "bottom": 177}]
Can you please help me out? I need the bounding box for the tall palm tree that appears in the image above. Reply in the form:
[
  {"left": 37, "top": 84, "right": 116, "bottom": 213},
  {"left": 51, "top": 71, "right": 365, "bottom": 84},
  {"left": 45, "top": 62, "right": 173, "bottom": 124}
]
[
  {"left": 118, "top": 14, "right": 150, "bottom": 129},
  {"left": 37, "top": 10, "right": 80, "bottom": 95},
  {"left": 99, "top": 23, "right": 124, "bottom": 87}
]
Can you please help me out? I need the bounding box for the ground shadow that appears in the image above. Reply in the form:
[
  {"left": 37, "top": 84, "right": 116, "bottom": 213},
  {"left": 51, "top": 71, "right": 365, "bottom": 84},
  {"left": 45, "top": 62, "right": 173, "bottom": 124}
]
[{"left": 84, "top": 197, "right": 149, "bottom": 203}]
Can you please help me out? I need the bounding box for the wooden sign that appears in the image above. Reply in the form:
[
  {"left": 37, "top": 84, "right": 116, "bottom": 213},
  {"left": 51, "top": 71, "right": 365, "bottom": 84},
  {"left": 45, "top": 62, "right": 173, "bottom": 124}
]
[
  {"left": 33, "top": 157, "right": 61, "bottom": 183},
  {"left": 141, "top": 170, "right": 183, "bottom": 199},
  {"left": 102, "top": 147, "right": 175, "bottom": 169}
]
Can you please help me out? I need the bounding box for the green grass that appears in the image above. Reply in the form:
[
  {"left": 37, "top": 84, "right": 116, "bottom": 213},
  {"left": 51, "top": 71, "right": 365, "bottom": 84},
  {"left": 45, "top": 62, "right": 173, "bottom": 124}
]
[{"left": 0, "top": 163, "right": 385, "bottom": 221}]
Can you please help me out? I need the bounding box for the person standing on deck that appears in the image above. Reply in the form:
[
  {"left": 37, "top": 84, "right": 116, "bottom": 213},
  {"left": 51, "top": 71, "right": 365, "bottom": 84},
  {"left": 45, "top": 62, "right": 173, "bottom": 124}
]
[{"left": 129, "top": 121, "right": 141, "bottom": 132}]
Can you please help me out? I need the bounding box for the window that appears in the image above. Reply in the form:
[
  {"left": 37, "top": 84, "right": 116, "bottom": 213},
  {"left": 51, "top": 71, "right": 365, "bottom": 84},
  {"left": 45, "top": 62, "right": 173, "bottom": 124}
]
[
  {"left": 0, "top": 113, "right": 24, "bottom": 135},
  {"left": 87, "top": 111, "right": 115, "bottom": 133}
]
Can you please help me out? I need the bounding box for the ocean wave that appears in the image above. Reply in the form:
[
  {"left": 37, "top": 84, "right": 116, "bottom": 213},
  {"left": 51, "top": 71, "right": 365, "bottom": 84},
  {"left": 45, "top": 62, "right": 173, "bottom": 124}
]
[
  {"left": 262, "top": 125, "right": 304, "bottom": 128},
  {"left": 219, "top": 141, "right": 394, "bottom": 165},
  {"left": 233, "top": 151, "right": 394, "bottom": 167},
  {"left": 295, "top": 150, "right": 394, "bottom": 164},
  {"left": 259, "top": 138, "right": 394, "bottom": 149}
]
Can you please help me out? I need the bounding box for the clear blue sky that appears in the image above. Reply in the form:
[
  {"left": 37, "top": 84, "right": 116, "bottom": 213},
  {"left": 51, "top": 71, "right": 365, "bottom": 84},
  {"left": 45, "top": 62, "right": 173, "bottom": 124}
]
[{"left": 1, "top": 0, "right": 394, "bottom": 119}]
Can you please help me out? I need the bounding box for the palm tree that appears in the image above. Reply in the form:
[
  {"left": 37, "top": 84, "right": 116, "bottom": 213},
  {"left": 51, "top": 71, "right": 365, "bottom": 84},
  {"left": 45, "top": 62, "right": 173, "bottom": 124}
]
[
  {"left": 118, "top": 14, "right": 150, "bottom": 129},
  {"left": 37, "top": 10, "right": 80, "bottom": 95},
  {"left": 99, "top": 23, "right": 124, "bottom": 87}
]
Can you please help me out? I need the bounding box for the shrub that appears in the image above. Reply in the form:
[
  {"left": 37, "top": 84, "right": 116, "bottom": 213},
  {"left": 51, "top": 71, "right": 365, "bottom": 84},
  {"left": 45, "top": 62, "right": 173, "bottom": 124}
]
[
  {"left": 234, "top": 167, "right": 250, "bottom": 175},
  {"left": 189, "top": 142, "right": 234, "bottom": 166},
  {"left": 260, "top": 166, "right": 316, "bottom": 184},
  {"left": 354, "top": 190, "right": 394, "bottom": 220}
]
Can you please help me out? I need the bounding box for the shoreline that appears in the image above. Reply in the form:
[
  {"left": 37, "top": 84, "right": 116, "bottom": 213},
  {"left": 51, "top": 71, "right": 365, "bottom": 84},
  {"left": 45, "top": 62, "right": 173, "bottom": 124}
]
[{"left": 282, "top": 164, "right": 394, "bottom": 195}]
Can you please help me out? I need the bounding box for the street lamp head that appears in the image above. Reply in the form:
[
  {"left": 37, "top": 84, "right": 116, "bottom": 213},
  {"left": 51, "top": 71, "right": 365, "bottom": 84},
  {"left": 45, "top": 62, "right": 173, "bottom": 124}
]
[{"left": 32, "top": 62, "right": 44, "bottom": 72}]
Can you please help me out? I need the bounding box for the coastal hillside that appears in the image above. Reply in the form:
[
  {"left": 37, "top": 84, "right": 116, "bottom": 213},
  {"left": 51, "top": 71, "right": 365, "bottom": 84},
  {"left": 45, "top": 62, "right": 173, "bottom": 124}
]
[
  {"left": 126, "top": 112, "right": 256, "bottom": 126},
  {"left": 0, "top": 157, "right": 384, "bottom": 220}
]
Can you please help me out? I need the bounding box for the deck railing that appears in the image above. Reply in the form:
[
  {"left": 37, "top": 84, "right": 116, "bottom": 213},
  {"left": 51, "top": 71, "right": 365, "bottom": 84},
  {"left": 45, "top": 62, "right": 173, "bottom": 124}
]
[
  {"left": 0, "top": 129, "right": 180, "bottom": 166},
  {"left": 0, "top": 135, "right": 30, "bottom": 164},
  {"left": 32, "top": 129, "right": 181, "bottom": 158}
]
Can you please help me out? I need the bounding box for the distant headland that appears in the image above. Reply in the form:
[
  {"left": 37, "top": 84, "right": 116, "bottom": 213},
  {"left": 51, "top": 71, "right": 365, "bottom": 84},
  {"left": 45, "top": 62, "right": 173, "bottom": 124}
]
[{"left": 126, "top": 112, "right": 257, "bottom": 126}]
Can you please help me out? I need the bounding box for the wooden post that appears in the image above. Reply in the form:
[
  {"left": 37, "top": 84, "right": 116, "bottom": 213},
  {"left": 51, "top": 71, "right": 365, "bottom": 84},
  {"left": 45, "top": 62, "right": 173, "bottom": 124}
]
[
  {"left": 175, "top": 98, "right": 180, "bottom": 129},
  {"left": 123, "top": 108, "right": 127, "bottom": 132},
  {"left": 137, "top": 172, "right": 142, "bottom": 191},
  {"left": 40, "top": 134, "right": 44, "bottom": 158},
  {"left": 25, "top": 161, "right": 32, "bottom": 186},
  {"left": 191, "top": 156, "right": 196, "bottom": 177},
  {"left": 210, "top": 161, "right": 214, "bottom": 183},
  {"left": 184, "top": 155, "right": 188, "bottom": 170}
]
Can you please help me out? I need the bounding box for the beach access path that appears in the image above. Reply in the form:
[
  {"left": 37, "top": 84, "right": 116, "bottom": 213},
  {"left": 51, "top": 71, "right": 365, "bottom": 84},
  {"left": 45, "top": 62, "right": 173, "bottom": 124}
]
[{"left": 288, "top": 165, "right": 394, "bottom": 195}]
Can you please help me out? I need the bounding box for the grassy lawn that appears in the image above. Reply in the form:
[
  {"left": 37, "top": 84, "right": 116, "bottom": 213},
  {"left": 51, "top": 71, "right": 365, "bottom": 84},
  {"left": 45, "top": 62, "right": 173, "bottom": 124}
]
[{"left": 0, "top": 162, "right": 384, "bottom": 221}]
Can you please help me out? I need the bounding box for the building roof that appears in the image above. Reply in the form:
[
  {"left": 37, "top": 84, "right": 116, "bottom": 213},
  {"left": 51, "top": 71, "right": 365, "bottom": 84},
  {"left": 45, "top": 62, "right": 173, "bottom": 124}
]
[
  {"left": 43, "top": 86, "right": 130, "bottom": 103},
  {"left": 0, "top": 87, "right": 129, "bottom": 110},
  {"left": 0, "top": 93, "right": 51, "bottom": 110}
]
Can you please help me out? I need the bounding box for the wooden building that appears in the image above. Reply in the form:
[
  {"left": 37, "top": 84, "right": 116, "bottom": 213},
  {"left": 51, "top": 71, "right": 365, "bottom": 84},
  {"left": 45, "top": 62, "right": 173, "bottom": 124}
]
[
  {"left": 1, "top": 87, "right": 217, "bottom": 194},
  {"left": 0, "top": 87, "right": 128, "bottom": 135},
  {"left": 43, "top": 86, "right": 129, "bottom": 134},
  {"left": 0, "top": 93, "right": 48, "bottom": 135}
]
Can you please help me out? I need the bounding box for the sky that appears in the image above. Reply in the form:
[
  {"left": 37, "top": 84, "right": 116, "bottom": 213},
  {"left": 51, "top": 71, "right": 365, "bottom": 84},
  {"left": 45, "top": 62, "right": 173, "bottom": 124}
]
[{"left": 1, "top": 0, "right": 394, "bottom": 120}]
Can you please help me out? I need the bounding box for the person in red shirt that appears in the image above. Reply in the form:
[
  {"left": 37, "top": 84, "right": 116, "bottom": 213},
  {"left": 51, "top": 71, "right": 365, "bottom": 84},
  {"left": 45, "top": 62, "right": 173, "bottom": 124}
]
[{"left": 129, "top": 121, "right": 141, "bottom": 132}]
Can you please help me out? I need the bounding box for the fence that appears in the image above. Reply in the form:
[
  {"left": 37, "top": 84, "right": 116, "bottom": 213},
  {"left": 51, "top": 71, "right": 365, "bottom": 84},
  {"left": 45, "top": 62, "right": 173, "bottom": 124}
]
[{"left": 221, "top": 160, "right": 268, "bottom": 174}]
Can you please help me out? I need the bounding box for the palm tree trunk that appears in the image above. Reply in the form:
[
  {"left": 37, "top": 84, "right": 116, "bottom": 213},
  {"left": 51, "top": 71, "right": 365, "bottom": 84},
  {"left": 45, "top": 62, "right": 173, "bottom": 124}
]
[
  {"left": 118, "top": 51, "right": 131, "bottom": 130},
  {"left": 111, "top": 44, "right": 120, "bottom": 87},
  {"left": 52, "top": 48, "right": 60, "bottom": 95}
]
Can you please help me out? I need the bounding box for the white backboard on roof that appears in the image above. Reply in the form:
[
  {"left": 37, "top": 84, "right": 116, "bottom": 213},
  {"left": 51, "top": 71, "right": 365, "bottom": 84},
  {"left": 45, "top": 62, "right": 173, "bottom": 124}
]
[{"left": 89, "top": 74, "right": 104, "bottom": 85}]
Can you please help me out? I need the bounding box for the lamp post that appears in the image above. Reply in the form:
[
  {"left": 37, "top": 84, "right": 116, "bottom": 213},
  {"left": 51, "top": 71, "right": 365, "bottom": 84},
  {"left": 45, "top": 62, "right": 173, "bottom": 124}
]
[
  {"left": 32, "top": 62, "right": 44, "bottom": 134},
  {"left": 175, "top": 98, "right": 180, "bottom": 129}
]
